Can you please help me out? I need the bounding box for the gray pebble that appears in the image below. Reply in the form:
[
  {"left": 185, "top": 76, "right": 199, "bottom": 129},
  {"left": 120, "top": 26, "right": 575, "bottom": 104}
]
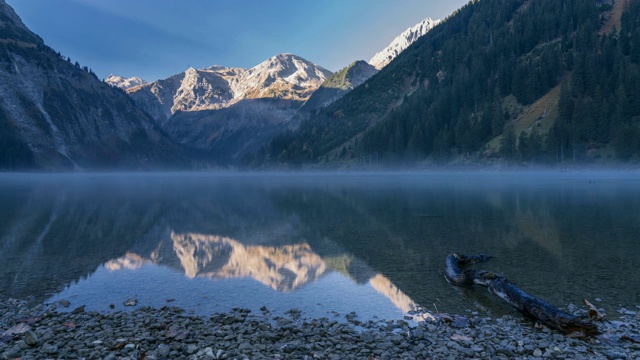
[
  {"left": 23, "top": 330, "right": 39, "bottom": 347},
  {"left": 533, "top": 348, "right": 542, "bottom": 357},
  {"left": 1, "top": 349, "right": 20, "bottom": 360},
  {"left": 41, "top": 343, "right": 58, "bottom": 354}
]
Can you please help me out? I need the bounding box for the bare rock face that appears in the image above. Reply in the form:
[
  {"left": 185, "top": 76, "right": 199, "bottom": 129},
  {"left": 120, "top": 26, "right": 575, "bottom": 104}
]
[{"left": 0, "top": 1, "right": 184, "bottom": 169}]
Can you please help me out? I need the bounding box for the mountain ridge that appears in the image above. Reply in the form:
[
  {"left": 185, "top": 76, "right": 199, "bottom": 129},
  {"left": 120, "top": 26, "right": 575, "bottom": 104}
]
[
  {"left": 369, "top": 17, "right": 441, "bottom": 70},
  {"left": 127, "top": 53, "right": 332, "bottom": 123},
  {"left": 122, "top": 53, "right": 331, "bottom": 163}
]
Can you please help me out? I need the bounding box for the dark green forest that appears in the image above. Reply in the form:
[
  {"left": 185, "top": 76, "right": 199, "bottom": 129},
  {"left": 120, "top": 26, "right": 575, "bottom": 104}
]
[{"left": 260, "top": 0, "right": 640, "bottom": 167}]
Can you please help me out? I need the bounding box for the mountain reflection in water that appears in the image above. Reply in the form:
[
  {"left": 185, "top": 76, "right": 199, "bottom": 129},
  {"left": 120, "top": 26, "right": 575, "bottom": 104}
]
[
  {"left": 1, "top": 172, "right": 640, "bottom": 320},
  {"left": 101, "top": 231, "right": 420, "bottom": 317},
  {"left": 107, "top": 233, "right": 327, "bottom": 292}
]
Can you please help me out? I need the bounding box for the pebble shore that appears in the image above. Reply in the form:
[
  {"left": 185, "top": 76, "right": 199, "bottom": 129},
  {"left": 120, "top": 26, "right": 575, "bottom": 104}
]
[{"left": 1, "top": 298, "right": 639, "bottom": 359}]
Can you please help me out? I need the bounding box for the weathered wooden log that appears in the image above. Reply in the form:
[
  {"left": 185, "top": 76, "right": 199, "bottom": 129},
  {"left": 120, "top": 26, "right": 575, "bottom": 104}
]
[{"left": 444, "top": 253, "right": 598, "bottom": 336}]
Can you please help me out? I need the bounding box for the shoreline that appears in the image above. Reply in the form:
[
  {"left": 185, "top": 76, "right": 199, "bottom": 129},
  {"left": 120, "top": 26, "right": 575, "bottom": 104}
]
[{"left": 1, "top": 298, "right": 639, "bottom": 359}]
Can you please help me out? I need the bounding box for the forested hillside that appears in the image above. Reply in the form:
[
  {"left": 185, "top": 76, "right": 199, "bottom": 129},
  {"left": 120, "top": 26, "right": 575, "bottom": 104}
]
[{"left": 260, "top": 0, "right": 640, "bottom": 167}]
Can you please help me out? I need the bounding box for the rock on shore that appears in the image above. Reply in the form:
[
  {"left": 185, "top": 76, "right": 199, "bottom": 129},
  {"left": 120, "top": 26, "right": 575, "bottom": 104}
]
[{"left": 1, "top": 298, "right": 639, "bottom": 359}]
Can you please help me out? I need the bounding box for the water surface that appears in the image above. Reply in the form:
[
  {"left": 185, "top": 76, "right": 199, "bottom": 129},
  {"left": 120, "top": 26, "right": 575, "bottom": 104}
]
[{"left": 1, "top": 171, "right": 638, "bottom": 321}]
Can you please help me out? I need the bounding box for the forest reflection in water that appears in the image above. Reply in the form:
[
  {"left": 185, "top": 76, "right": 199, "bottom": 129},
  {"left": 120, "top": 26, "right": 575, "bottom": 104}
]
[{"left": 0, "top": 171, "right": 639, "bottom": 319}]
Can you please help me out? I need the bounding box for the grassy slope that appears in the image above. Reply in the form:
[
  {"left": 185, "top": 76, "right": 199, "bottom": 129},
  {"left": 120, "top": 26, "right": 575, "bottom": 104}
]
[
  {"left": 483, "top": 0, "right": 625, "bottom": 160},
  {"left": 484, "top": 83, "right": 562, "bottom": 155},
  {"left": 600, "top": 0, "right": 625, "bottom": 35}
]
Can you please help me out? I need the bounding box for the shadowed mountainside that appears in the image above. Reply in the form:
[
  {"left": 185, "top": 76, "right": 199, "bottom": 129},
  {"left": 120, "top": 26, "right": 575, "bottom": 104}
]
[{"left": 0, "top": 0, "right": 186, "bottom": 170}]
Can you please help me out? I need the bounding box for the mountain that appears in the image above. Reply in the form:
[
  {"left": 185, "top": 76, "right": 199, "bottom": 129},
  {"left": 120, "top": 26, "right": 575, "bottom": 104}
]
[
  {"left": 369, "top": 17, "right": 441, "bottom": 70},
  {"left": 263, "top": 0, "right": 640, "bottom": 167},
  {"left": 127, "top": 53, "right": 332, "bottom": 162},
  {"left": 104, "top": 74, "right": 148, "bottom": 90},
  {"left": 128, "top": 53, "right": 331, "bottom": 122},
  {"left": 125, "top": 66, "right": 242, "bottom": 124},
  {"left": 0, "top": 0, "right": 185, "bottom": 169},
  {"left": 301, "top": 60, "right": 378, "bottom": 112}
]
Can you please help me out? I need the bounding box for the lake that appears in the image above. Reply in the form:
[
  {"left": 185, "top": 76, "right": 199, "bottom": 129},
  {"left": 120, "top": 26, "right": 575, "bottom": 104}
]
[{"left": 1, "top": 171, "right": 639, "bottom": 322}]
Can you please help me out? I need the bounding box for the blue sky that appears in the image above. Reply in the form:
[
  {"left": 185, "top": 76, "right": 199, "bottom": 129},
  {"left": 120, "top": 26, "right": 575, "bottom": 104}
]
[{"left": 7, "top": 0, "right": 469, "bottom": 81}]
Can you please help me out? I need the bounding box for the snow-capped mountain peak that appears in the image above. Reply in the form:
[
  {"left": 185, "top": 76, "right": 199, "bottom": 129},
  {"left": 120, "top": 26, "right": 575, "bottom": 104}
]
[
  {"left": 253, "top": 53, "right": 326, "bottom": 79},
  {"left": 369, "top": 17, "right": 441, "bottom": 70},
  {"left": 104, "top": 74, "right": 148, "bottom": 90},
  {"left": 127, "top": 53, "right": 332, "bottom": 121},
  {"left": 239, "top": 53, "right": 332, "bottom": 100}
]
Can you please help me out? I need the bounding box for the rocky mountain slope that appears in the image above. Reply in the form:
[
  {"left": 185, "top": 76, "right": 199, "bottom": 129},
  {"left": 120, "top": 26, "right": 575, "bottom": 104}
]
[
  {"left": 369, "top": 17, "right": 441, "bottom": 70},
  {"left": 128, "top": 54, "right": 331, "bottom": 124},
  {"left": 104, "top": 74, "right": 148, "bottom": 90},
  {"left": 0, "top": 0, "right": 184, "bottom": 169},
  {"left": 125, "top": 54, "right": 331, "bottom": 162}
]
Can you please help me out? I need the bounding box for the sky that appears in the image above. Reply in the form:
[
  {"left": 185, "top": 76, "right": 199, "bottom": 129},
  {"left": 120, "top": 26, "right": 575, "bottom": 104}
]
[{"left": 7, "top": 0, "right": 469, "bottom": 82}]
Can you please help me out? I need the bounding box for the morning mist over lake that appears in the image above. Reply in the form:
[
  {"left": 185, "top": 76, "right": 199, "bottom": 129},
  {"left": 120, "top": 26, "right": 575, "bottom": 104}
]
[{"left": 1, "top": 0, "right": 640, "bottom": 358}]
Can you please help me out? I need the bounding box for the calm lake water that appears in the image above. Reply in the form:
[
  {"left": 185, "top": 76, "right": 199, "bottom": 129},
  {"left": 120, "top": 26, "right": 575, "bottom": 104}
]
[{"left": 1, "top": 171, "right": 639, "bottom": 321}]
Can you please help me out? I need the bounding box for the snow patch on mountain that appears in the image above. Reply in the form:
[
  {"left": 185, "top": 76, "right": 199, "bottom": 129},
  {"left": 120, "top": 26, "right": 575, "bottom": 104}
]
[
  {"left": 369, "top": 17, "right": 441, "bottom": 70},
  {"left": 236, "top": 53, "right": 332, "bottom": 100},
  {"left": 104, "top": 74, "right": 148, "bottom": 90}
]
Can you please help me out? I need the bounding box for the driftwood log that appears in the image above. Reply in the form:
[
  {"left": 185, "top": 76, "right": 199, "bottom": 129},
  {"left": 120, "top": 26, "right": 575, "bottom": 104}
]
[{"left": 444, "top": 253, "right": 598, "bottom": 336}]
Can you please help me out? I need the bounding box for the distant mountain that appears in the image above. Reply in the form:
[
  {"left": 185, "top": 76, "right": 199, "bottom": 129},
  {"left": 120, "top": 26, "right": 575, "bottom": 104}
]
[
  {"left": 369, "top": 17, "right": 440, "bottom": 70},
  {"left": 302, "top": 61, "right": 378, "bottom": 111},
  {"left": 104, "top": 74, "right": 148, "bottom": 90},
  {"left": 301, "top": 18, "right": 438, "bottom": 113},
  {"left": 0, "top": 0, "right": 185, "bottom": 169},
  {"left": 127, "top": 53, "right": 332, "bottom": 162},
  {"left": 264, "top": 0, "right": 640, "bottom": 167},
  {"left": 128, "top": 53, "right": 331, "bottom": 123},
  {"left": 237, "top": 53, "right": 331, "bottom": 101}
]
